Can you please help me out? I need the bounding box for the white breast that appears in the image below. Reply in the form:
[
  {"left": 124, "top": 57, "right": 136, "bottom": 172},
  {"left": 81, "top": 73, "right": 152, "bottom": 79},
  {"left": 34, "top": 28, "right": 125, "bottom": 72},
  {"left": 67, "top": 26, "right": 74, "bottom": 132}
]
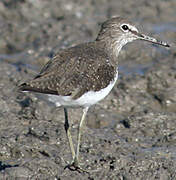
[{"left": 48, "top": 71, "right": 118, "bottom": 108}]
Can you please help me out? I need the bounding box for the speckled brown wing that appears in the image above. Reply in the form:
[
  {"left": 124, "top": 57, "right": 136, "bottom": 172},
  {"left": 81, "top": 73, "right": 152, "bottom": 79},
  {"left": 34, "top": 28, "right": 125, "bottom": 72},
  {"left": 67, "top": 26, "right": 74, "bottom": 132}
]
[{"left": 19, "top": 42, "right": 116, "bottom": 99}]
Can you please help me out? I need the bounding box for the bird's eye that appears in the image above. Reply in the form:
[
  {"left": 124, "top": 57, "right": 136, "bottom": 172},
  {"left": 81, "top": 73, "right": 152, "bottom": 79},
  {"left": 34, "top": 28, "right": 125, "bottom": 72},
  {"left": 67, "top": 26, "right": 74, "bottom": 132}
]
[{"left": 121, "top": 24, "right": 129, "bottom": 31}]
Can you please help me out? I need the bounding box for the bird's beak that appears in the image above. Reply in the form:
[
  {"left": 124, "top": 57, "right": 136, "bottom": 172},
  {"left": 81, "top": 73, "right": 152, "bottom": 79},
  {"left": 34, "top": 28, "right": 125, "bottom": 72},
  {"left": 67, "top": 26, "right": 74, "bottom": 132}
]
[{"left": 131, "top": 30, "right": 170, "bottom": 48}]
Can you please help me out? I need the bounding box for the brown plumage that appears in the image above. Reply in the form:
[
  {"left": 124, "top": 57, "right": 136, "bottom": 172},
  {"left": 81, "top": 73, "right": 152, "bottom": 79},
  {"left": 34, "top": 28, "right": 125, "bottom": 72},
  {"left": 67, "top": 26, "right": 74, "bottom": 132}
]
[{"left": 19, "top": 41, "right": 116, "bottom": 99}]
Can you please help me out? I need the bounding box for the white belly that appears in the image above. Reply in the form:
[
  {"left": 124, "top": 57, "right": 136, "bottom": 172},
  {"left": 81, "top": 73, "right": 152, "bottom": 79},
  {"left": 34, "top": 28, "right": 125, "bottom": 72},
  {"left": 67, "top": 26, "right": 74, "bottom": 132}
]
[{"left": 48, "top": 72, "right": 118, "bottom": 108}]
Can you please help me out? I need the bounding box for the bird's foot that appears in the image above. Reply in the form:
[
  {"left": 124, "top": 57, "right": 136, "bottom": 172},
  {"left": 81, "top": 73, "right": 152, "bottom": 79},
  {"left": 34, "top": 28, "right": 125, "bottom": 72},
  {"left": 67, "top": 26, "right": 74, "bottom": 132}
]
[{"left": 64, "top": 159, "right": 89, "bottom": 173}]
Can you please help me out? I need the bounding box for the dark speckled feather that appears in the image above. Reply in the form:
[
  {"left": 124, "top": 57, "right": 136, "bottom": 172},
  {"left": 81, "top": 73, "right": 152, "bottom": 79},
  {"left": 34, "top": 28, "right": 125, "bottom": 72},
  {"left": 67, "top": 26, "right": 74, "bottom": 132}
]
[{"left": 19, "top": 41, "right": 116, "bottom": 99}]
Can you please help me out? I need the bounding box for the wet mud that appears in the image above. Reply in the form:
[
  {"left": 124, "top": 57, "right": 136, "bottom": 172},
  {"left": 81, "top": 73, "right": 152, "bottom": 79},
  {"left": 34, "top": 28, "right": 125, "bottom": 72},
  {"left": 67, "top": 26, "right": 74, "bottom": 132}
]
[{"left": 0, "top": 0, "right": 176, "bottom": 179}]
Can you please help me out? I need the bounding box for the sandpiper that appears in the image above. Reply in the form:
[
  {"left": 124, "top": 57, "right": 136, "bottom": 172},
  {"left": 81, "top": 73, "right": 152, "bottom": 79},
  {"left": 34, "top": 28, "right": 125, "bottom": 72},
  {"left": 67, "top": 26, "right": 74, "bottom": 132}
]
[{"left": 19, "top": 17, "right": 169, "bottom": 172}]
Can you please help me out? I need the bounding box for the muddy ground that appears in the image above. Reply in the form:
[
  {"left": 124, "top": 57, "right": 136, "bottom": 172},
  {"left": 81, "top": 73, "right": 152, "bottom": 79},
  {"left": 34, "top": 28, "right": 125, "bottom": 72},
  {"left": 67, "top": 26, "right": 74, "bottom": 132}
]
[{"left": 0, "top": 0, "right": 176, "bottom": 179}]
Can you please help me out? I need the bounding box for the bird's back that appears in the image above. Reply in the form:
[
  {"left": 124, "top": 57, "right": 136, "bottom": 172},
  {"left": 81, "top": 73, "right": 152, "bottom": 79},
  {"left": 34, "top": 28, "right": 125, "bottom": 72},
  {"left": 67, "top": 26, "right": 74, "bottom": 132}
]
[{"left": 19, "top": 41, "right": 116, "bottom": 99}]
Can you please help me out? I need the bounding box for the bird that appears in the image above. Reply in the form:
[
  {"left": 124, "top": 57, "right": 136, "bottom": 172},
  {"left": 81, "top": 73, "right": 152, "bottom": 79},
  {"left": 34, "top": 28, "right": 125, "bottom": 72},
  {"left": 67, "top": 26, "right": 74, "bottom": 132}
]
[{"left": 18, "top": 16, "right": 170, "bottom": 172}]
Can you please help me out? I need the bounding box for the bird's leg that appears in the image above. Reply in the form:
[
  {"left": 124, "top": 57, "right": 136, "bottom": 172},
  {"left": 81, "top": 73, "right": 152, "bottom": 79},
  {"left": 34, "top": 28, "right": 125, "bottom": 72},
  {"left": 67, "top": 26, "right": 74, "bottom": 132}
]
[
  {"left": 73, "top": 107, "right": 89, "bottom": 167},
  {"left": 64, "top": 107, "right": 90, "bottom": 173},
  {"left": 64, "top": 108, "right": 76, "bottom": 160}
]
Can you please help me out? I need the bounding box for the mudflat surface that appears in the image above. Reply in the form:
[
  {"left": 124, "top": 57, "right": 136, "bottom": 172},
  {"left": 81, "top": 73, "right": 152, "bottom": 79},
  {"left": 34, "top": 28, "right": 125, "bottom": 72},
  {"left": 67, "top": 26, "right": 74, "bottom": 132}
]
[{"left": 0, "top": 0, "right": 176, "bottom": 179}]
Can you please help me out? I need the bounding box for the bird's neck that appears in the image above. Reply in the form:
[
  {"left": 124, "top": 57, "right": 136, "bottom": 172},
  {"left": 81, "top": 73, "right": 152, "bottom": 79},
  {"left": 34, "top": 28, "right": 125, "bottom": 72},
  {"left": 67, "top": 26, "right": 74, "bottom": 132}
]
[{"left": 96, "top": 37, "right": 126, "bottom": 67}]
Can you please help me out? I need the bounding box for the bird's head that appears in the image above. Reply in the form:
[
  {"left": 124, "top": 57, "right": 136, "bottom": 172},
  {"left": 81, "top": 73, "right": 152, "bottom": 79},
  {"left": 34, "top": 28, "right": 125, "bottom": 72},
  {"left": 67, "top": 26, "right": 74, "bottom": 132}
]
[{"left": 96, "top": 17, "right": 169, "bottom": 56}]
